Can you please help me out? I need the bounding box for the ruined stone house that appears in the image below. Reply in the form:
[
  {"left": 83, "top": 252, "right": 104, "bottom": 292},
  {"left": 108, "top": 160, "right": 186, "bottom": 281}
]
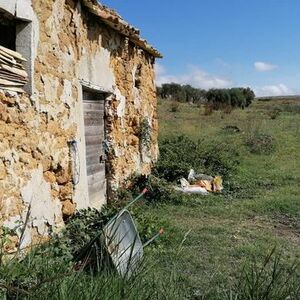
[{"left": 0, "top": 0, "right": 161, "bottom": 249}]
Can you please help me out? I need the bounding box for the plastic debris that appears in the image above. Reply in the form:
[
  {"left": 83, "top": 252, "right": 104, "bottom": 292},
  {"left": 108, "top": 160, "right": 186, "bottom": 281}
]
[{"left": 175, "top": 169, "right": 223, "bottom": 195}]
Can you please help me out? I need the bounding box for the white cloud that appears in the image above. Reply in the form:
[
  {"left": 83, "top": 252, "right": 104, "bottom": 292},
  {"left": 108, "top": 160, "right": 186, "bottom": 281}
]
[
  {"left": 155, "top": 63, "right": 232, "bottom": 89},
  {"left": 254, "top": 61, "right": 278, "bottom": 72},
  {"left": 255, "top": 84, "right": 294, "bottom": 97}
]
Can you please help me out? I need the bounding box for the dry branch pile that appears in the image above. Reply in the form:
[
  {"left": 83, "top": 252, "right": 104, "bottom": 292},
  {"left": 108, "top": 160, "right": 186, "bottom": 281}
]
[{"left": 0, "top": 45, "right": 28, "bottom": 93}]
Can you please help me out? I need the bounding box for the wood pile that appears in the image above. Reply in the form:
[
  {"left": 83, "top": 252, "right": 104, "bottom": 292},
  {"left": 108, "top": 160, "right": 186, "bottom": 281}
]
[{"left": 0, "top": 45, "right": 28, "bottom": 93}]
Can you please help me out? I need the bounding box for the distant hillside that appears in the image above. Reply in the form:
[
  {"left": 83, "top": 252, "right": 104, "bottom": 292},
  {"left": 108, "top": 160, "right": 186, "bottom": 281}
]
[{"left": 256, "top": 95, "right": 300, "bottom": 101}]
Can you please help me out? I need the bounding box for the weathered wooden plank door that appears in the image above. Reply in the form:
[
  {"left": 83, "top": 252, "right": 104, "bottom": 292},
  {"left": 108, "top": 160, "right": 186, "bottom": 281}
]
[{"left": 83, "top": 99, "right": 106, "bottom": 207}]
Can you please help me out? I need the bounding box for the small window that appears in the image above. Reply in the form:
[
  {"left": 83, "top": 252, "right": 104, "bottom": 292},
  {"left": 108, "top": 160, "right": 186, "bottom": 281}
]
[
  {"left": 0, "top": 14, "right": 16, "bottom": 50},
  {"left": 0, "top": 24, "right": 16, "bottom": 50},
  {"left": 0, "top": 11, "right": 33, "bottom": 94}
]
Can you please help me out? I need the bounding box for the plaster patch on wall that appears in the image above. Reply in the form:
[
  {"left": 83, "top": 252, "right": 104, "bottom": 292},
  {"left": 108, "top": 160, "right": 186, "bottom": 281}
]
[
  {"left": 115, "top": 88, "right": 126, "bottom": 119},
  {"left": 21, "top": 165, "right": 63, "bottom": 236},
  {"left": 44, "top": 0, "right": 64, "bottom": 47},
  {"left": 133, "top": 87, "right": 141, "bottom": 109},
  {"left": 79, "top": 48, "right": 115, "bottom": 90},
  {"left": 61, "top": 79, "right": 72, "bottom": 106},
  {"left": 40, "top": 74, "right": 59, "bottom": 102}
]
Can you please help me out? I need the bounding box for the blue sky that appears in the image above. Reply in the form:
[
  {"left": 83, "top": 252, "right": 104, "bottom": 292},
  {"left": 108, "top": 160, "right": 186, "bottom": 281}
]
[{"left": 103, "top": 0, "right": 300, "bottom": 96}]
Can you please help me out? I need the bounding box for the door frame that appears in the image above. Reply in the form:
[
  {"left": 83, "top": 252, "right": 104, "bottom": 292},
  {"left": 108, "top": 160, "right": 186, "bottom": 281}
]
[{"left": 80, "top": 81, "right": 113, "bottom": 207}]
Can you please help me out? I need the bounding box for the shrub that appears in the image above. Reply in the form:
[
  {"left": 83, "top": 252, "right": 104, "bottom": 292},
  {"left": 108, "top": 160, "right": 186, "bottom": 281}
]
[
  {"left": 246, "top": 133, "right": 275, "bottom": 154},
  {"left": 155, "top": 135, "right": 240, "bottom": 182},
  {"left": 120, "top": 175, "right": 183, "bottom": 205},
  {"left": 266, "top": 108, "right": 281, "bottom": 119},
  {"left": 170, "top": 101, "right": 180, "bottom": 112},
  {"left": 204, "top": 102, "right": 214, "bottom": 115},
  {"left": 221, "top": 103, "right": 233, "bottom": 114}
]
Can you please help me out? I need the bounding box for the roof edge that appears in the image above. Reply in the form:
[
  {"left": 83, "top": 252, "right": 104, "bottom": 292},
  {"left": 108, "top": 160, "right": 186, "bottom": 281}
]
[{"left": 80, "top": 0, "right": 162, "bottom": 58}]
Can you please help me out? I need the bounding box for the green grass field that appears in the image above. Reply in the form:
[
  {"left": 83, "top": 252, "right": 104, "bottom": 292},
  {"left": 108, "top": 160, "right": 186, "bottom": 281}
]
[{"left": 143, "top": 98, "right": 300, "bottom": 298}]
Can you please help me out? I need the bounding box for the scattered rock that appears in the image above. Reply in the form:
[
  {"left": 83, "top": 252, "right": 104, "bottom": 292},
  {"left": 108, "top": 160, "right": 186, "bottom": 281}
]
[
  {"left": 55, "top": 168, "right": 71, "bottom": 185},
  {"left": 59, "top": 182, "right": 73, "bottom": 200},
  {"left": 43, "top": 171, "right": 56, "bottom": 183},
  {"left": 62, "top": 200, "right": 76, "bottom": 217}
]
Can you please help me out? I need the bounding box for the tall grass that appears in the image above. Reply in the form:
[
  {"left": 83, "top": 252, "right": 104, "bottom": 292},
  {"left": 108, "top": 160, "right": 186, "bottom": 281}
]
[{"left": 0, "top": 215, "right": 184, "bottom": 300}]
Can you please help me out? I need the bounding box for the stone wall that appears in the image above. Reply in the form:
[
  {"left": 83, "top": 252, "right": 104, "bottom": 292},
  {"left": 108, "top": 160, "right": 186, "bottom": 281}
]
[{"left": 0, "top": 0, "right": 158, "bottom": 250}]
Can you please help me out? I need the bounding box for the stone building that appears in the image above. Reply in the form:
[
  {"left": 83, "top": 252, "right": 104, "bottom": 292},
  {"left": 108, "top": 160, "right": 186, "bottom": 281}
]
[{"left": 0, "top": 0, "right": 161, "bottom": 249}]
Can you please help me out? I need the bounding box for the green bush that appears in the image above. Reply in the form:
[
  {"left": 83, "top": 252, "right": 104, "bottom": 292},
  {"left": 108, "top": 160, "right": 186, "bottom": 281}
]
[
  {"left": 119, "top": 174, "right": 183, "bottom": 205},
  {"left": 155, "top": 135, "right": 240, "bottom": 182},
  {"left": 206, "top": 87, "right": 255, "bottom": 111},
  {"left": 52, "top": 206, "right": 117, "bottom": 262}
]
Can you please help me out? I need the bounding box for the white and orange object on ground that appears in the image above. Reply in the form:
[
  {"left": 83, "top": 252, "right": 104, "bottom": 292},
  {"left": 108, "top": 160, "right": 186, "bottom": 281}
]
[{"left": 175, "top": 169, "right": 224, "bottom": 195}]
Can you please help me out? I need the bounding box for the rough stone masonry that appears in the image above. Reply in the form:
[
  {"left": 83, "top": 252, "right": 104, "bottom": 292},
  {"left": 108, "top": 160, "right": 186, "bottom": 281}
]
[{"left": 0, "top": 0, "right": 161, "bottom": 251}]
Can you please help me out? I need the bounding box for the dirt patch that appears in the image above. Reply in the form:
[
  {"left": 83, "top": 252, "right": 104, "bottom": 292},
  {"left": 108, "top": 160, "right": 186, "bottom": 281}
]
[{"left": 272, "top": 215, "right": 300, "bottom": 245}]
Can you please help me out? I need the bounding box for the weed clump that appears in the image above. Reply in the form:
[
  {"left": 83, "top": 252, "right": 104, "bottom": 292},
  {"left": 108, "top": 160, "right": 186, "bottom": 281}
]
[
  {"left": 246, "top": 133, "right": 275, "bottom": 154},
  {"left": 170, "top": 101, "right": 180, "bottom": 112},
  {"left": 266, "top": 108, "right": 281, "bottom": 119},
  {"left": 198, "top": 248, "right": 300, "bottom": 300},
  {"left": 233, "top": 248, "right": 300, "bottom": 300},
  {"left": 204, "top": 102, "right": 214, "bottom": 115}
]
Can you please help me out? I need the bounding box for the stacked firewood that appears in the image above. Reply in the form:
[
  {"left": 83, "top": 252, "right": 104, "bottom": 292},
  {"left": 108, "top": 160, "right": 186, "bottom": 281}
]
[{"left": 0, "top": 45, "right": 28, "bottom": 93}]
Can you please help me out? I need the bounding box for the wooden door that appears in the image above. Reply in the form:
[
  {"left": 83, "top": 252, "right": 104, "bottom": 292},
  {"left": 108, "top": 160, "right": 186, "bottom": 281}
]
[{"left": 83, "top": 99, "right": 106, "bottom": 207}]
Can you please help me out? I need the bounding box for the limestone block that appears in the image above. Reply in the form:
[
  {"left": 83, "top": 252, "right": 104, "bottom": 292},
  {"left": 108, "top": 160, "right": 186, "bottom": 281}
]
[
  {"left": 0, "top": 161, "right": 7, "bottom": 180},
  {"left": 16, "top": 0, "right": 34, "bottom": 21},
  {"left": 59, "top": 182, "right": 73, "bottom": 200},
  {"left": 55, "top": 168, "right": 71, "bottom": 185},
  {"left": 62, "top": 200, "right": 76, "bottom": 217},
  {"left": 43, "top": 171, "right": 56, "bottom": 183}
]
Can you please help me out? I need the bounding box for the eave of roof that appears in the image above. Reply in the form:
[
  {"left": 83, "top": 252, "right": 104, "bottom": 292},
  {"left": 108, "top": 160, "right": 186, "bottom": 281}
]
[{"left": 80, "top": 0, "right": 162, "bottom": 58}]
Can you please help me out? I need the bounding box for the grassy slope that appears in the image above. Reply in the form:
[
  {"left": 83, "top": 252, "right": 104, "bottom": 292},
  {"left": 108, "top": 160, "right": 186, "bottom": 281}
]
[{"left": 145, "top": 99, "right": 300, "bottom": 297}]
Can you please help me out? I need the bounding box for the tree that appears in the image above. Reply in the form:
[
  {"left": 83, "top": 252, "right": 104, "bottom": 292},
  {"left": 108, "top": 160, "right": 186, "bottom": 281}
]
[{"left": 243, "top": 87, "right": 255, "bottom": 107}]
